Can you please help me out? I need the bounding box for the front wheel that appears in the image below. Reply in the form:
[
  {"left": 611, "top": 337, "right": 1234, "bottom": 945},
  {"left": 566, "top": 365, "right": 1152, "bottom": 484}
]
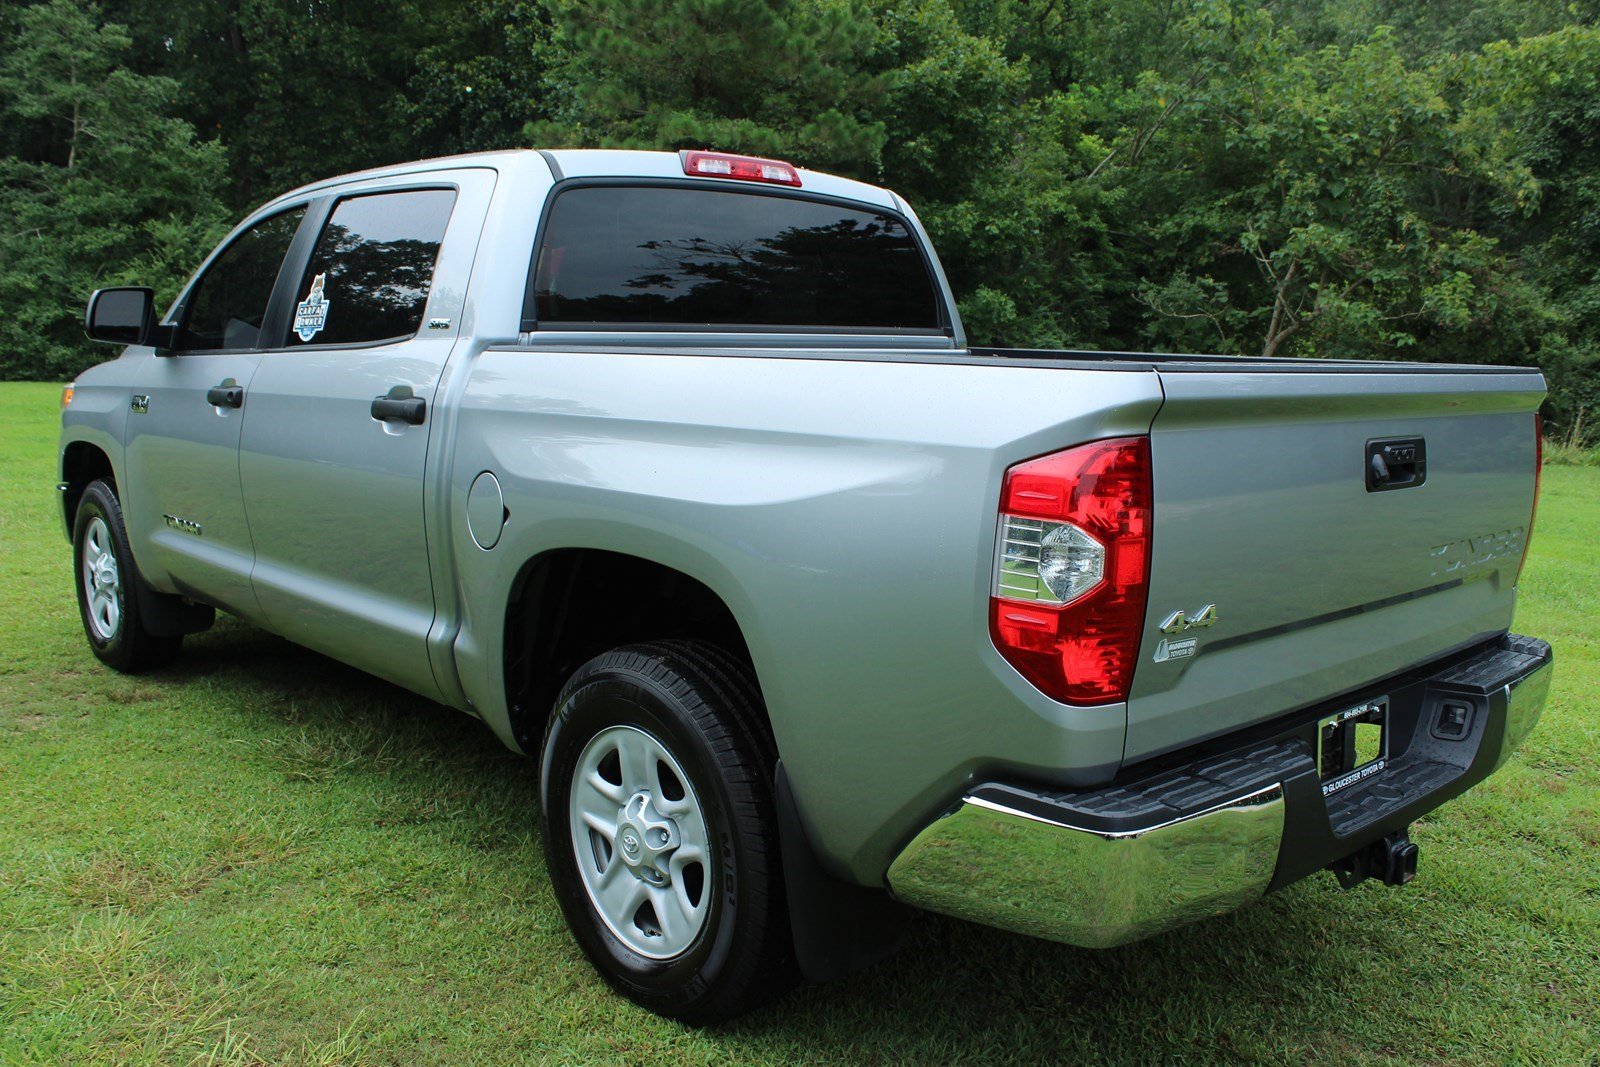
[
  {"left": 72, "top": 480, "right": 181, "bottom": 673},
  {"left": 539, "top": 641, "right": 794, "bottom": 1024}
]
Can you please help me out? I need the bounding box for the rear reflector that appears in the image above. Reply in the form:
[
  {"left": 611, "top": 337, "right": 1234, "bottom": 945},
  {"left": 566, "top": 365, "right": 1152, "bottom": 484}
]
[
  {"left": 991, "top": 437, "right": 1153, "bottom": 706},
  {"left": 680, "top": 150, "right": 801, "bottom": 187}
]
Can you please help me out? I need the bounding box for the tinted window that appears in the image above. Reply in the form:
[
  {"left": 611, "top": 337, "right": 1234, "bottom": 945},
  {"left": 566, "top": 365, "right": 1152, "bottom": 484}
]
[
  {"left": 532, "top": 186, "right": 942, "bottom": 329},
  {"left": 174, "top": 208, "right": 304, "bottom": 351},
  {"left": 288, "top": 189, "right": 456, "bottom": 347}
]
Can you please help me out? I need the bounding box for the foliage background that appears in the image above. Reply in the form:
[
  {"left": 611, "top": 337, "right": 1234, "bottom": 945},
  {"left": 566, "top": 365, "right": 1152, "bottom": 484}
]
[{"left": 1, "top": 0, "right": 1597, "bottom": 437}]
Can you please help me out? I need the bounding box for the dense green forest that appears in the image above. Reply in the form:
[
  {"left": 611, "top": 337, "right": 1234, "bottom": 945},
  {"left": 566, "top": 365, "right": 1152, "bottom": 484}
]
[{"left": 2, "top": 0, "right": 1597, "bottom": 435}]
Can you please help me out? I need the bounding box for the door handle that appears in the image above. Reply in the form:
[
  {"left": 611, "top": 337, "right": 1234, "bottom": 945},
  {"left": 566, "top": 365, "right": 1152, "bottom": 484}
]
[
  {"left": 371, "top": 394, "right": 426, "bottom": 425},
  {"left": 206, "top": 384, "right": 244, "bottom": 408}
]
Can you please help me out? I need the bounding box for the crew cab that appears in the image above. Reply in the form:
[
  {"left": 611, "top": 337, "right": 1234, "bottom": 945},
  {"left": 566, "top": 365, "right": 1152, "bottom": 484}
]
[{"left": 59, "top": 149, "right": 1552, "bottom": 1023}]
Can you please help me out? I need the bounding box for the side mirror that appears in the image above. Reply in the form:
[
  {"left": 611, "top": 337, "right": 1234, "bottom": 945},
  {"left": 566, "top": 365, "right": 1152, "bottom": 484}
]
[{"left": 85, "top": 287, "right": 157, "bottom": 346}]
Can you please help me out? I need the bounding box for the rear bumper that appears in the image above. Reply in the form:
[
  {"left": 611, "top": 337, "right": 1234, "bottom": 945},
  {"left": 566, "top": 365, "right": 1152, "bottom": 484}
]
[{"left": 885, "top": 633, "right": 1553, "bottom": 947}]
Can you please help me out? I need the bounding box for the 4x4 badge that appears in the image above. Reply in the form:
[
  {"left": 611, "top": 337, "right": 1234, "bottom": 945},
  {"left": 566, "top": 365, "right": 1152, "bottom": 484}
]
[{"left": 1159, "top": 604, "right": 1217, "bottom": 635}]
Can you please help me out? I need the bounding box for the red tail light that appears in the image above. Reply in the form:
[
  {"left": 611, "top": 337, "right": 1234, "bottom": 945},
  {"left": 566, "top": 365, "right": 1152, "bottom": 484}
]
[
  {"left": 1517, "top": 412, "right": 1543, "bottom": 585},
  {"left": 680, "top": 150, "right": 801, "bottom": 187},
  {"left": 990, "top": 437, "right": 1153, "bottom": 705}
]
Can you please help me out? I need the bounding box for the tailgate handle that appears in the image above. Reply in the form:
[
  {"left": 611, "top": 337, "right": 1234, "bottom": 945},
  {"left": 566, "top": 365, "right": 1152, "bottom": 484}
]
[{"left": 1366, "top": 437, "right": 1426, "bottom": 492}]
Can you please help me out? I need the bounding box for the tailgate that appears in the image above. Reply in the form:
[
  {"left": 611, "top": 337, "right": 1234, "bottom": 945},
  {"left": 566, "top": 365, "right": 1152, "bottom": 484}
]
[{"left": 1127, "top": 366, "right": 1543, "bottom": 763}]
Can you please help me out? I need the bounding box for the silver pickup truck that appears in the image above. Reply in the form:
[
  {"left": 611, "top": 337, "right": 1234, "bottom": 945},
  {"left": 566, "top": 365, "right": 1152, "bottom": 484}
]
[{"left": 60, "top": 149, "right": 1552, "bottom": 1023}]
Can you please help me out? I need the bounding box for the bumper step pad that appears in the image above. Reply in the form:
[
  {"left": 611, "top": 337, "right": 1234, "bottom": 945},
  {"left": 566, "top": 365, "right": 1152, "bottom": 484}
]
[{"left": 970, "top": 738, "right": 1312, "bottom": 836}]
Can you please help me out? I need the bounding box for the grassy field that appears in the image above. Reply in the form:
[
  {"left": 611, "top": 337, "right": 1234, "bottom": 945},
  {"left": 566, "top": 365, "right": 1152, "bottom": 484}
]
[{"left": 2, "top": 378, "right": 1596, "bottom": 1066}]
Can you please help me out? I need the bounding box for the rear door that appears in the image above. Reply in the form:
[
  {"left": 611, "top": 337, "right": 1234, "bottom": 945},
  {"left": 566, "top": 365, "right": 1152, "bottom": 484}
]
[
  {"left": 1126, "top": 366, "right": 1543, "bottom": 762},
  {"left": 238, "top": 171, "right": 494, "bottom": 699},
  {"left": 122, "top": 205, "right": 309, "bottom": 616}
]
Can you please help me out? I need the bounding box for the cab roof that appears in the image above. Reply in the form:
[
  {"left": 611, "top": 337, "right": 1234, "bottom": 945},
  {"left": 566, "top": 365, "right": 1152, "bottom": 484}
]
[{"left": 265, "top": 148, "right": 901, "bottom": 213}]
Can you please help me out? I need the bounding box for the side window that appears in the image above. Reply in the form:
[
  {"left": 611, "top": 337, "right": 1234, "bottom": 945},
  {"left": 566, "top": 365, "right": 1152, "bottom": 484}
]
[
  {"left": 287, "top": 188, "right": 456, "bottom": 347},
  {"left": 173, "top": 207, "right": 305, "bottom": 352}
]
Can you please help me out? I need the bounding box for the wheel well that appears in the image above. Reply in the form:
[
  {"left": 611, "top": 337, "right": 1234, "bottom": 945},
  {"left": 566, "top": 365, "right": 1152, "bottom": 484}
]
[
  {"left": 503, "top": 549, "right": 768, "bottom": 753},
  {"left": 60, "top": 442, "right": 115, "bottom": 532}
]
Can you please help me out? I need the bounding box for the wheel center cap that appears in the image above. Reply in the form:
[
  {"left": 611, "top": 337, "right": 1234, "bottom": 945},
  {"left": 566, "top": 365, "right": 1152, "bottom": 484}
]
[{"left": 615, "top": 791, "right": 678, "bottom": 884}]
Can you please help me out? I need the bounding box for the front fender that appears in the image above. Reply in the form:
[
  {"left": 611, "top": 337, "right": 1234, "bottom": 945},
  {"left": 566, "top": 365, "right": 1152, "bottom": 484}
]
[{"left": 58, "top": 360, "right": 134, "bottom": 538}]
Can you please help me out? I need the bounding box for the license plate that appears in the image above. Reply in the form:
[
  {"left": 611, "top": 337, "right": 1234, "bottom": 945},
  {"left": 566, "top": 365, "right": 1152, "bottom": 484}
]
[{"left": 1319, "top": 700, "right": 1387, "bottom": 796}]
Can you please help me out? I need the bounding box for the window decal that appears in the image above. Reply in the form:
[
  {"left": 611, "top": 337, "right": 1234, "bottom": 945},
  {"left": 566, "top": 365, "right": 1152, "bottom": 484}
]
[{"left": 293, "top": 273, "right": 330, "bottom": 342}]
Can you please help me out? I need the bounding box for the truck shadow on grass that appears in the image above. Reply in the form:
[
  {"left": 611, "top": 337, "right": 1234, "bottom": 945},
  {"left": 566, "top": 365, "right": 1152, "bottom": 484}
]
[
  {"left": 161, "top": 619, "right": 1518, "bottom": 1064},
  {"left": 168, "top": 618, "right": 535, "bottom": 850}
]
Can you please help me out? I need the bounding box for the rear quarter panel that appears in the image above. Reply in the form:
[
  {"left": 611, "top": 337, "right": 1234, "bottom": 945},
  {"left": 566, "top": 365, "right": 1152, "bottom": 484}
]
[{"left": 447, "top": 348, "right": 1163, "bottom": 882}]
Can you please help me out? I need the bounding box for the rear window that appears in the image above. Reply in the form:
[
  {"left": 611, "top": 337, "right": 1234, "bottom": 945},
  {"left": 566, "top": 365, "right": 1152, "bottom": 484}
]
[{"left": 530, "top": 185, "right": 943, "bottom": 330}]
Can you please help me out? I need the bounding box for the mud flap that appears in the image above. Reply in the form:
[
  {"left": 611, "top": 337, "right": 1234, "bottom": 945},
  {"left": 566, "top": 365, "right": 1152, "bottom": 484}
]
[{"left": 776, "top": 762, "right": 910, "bottom": 983}]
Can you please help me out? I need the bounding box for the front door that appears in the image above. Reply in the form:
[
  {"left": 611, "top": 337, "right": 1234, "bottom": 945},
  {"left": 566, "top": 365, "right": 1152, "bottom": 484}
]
[
  {"left": 122, "top": 205, "right": 308, "bottom": 617},
  {"left": 239, "top": 179, "right": 483, "bottom": 699}
]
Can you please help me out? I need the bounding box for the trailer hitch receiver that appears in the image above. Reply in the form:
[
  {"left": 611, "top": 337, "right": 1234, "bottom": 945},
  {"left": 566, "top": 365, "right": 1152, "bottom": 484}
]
[{"left": 1333, "top": 830, "right": 1418, "bottom": 889}]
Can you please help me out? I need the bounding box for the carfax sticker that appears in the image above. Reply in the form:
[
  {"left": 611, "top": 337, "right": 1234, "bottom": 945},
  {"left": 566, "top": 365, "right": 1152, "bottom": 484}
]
[{"left": 294, "top": 273, "right": 330, "bottom": 342}]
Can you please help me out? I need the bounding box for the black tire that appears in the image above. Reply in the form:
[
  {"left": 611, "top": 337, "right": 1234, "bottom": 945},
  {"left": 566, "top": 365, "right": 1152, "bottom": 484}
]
[
  {"left": 72, "top": 480, "right": 182, "bottom": 673},
  {"left": 539, "top": 640, "right": 795, "bottom": 1024}
]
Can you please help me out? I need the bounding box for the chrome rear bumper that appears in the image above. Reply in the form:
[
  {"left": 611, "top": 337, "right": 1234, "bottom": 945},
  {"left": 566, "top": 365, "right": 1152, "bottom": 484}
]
[
  {"left": 886, "top": 634, "right": 1553, "bottom": 947},
  {"left": 887, "top": 780, "right": 1286, "bottom": 948}
]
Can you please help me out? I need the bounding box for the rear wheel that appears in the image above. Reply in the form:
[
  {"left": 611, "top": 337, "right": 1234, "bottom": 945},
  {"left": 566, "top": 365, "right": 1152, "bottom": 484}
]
[
  {"left": 72, "top": 480, "right": 181, "bottom": 673},
  {"left": 539, "top": 641, "right": 794, "bottom": 1024}
]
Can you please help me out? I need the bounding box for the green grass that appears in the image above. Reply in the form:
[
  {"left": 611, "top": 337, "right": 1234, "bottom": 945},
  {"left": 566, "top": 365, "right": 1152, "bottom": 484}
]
[
  {"left": 2, "top": 379, "right": 1597, "bottom": 1066},
  {"left": 1544, "top": 438, "right": 1600, "bottom": 468}
]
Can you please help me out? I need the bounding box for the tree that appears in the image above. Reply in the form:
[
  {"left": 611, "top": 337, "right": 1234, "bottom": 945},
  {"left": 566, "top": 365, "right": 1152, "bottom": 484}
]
[
  {"left": 875, "top": 0, "right": 1127, "bottom": 348},
  {"left": 1113, "top": 5, "right": 1537, "bottom": 361},
  {"left": 99, "top": 0, "right": 556, "bottom": 207},
  {"left": 1461, "top": 27, "right": 1600, "bottom": 437},
  {"left": 1280, "top": 0, "right": 1599, "bottom": 57},
  {"left": 0, "top": 0, "right": 230, "bottom": 381},
  {"left": 400, "top": 0, "right": 558, "bottom": 158},
  {"left": 531, "top": 0, "right": 887, "bottom": 173}
]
